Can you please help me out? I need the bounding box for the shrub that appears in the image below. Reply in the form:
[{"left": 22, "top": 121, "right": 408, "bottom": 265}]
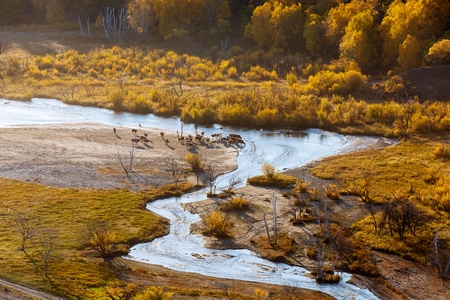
[
  {"left": 433, "top": 143, "right": 450, "bottom": 160},
  {"left": 347, "top": 248, "right": 379, "bottom": 277},
  {"left": 220, "top": 197, "right": 250, "bottom": 211},
  {"left": 309, "top": 186, "right": 319, "bottom": 201},
  {"left": 243, "top": 65, "right": 277, "bottom": 81},
  {"left": 305, "top": 70, "right": 367, "bottom": 96},
  {"left": 204, "top": 211, "right": 232, "bottom": 238},
  {"left": 135, "top": 286, "right": 173, "bottom": 300},
  {"left": 262, "top": 163, "right": 276, "bottom": 180},
  {"left": 323, "top": 183, "right": 341, "bottom": 200},
  {"left": 425, "top": 39, "right": 450, "bottom": 66},
  {"left": 286, "top": 71, "right": 298, "bottom": 85},
  {"left": 218, "top": 104, "right": 252, "bottom": 126},
  {"left": 255, "top": 108, "right": 278, "bottom": 128},
  {"left": 108, "top": 90, "right": 125, "bottom": 111},
  {"left": 305, "top": 246, "right": 317, "bottom": 259},
  {"left": 292, "top": 180, "right": 310, "bottom": 194},
  {"left": 247, "top": 173, "right": 297, "bottom": 188}
]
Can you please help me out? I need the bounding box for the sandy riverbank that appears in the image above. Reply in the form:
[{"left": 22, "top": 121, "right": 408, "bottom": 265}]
[{"left": 0, "top": 123, "right": 239, "bottom": 190}]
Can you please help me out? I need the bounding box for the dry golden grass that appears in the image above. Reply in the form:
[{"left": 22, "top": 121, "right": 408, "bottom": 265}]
[
  {"left": 0, "top": 177, "right": 174, "bottom": 298},
  {"left": 311, "top": 135, "right": 450, "bottom": 260}
]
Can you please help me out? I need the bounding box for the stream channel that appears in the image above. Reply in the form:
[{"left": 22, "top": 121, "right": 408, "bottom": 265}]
[{"left": 1, "top": 98, "right": 380, "bottom": 299}]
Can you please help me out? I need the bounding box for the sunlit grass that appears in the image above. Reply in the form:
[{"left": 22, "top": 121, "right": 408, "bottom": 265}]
[
  {"left": 310, "top": 138, "right": 449, "bottom": 201},
  {"left": 310, "top": 136, "right": 450, "bottom": 259},
  {"left": 0, "top": 177, "right": 179, "bottom": 298}
]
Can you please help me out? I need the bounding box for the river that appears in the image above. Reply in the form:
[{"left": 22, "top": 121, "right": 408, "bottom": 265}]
[{"left": 0, "top": 98, "right": 380, "bottom": 299}]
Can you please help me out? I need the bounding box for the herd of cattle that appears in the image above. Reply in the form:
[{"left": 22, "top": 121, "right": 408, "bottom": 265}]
[{"left": 114, "top": 127, "right": 245, "bottom": 147}]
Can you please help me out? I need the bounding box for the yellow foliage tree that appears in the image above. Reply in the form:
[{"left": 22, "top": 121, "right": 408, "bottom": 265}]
[
  {"left": 425, "top": 39, "right": 450, "bottom": 65},
  {"left": 339, "top": 10, "right": 378, "bottom": 70},
  {"left": 398, "top": 34, "right": 421, "bottom": 70},
  {"left": 303, "top": 13, "right": 324, "bottom": 57}
]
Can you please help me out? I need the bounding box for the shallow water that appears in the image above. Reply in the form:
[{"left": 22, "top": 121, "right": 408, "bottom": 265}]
[{"left": 0, "top": 98, "right": 380, "bottom": 299}]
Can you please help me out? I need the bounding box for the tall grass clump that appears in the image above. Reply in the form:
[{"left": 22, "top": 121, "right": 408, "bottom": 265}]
[{"left": 220, "top": 197, "right": 250, "bottom": 211}]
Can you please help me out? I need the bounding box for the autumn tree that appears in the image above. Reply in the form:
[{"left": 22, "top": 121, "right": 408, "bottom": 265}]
[
  {"left": 216, "top": 0, "right": 232, "bottom": 34},
  {"left": 325, "top": 0, "right": 376, "bottom": 56},
  {"left": 204, "top": 163, "right": 220, "bottom": 195},
  {"left": 425, "top": 39, "right": 450, "bottom": 66},
  {"left": 382, "top": 196, "right": 426, "bottom": 241},
  {"left": 244, "top": 1, "right": 272, "bottom": 48},
  {"left": 32, "top": 228, "right": 58, "bottom": 278},
  {"left": 339, "top": 10, "right": 379, "bottom": 70},
  {"left": 101, "top": 6, "right": 130, "bottom": 43},
  {"left": 245, "top": 1, "right": 304, "bottom": 50},
  {"left": 84, "top": 222, "right": 117, "bottom": 261},
  {"left": 398, "top": 34, "right": 421, "bottom": 70},
  {"left": 430, "top": 228, "right": 450, "bottom": 285},
  {"left": 303, "top": 13, "right": 324, "bottom": 57},
  {"left": 380, "top": 0, "right": 450, "bottom": 68},
  {"left": 384, "top": 75, "right": 406, "bottom": 102},
  {"left": 11, "top": 210, "right": 37, "bottom": 251},
  {"left": 185, "top": 153, "right": 204, "bottom": 186},
  {"left": 164, "top": 155, "right": 184, "bottom": 188},
  {"left": 127, "top": 0, "right": 154, "bottom": 40}
]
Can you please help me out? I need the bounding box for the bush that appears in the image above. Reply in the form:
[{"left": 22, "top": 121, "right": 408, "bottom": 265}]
[
  {"left": 243, "top": 65, "right": 278, "bottom": 81},
  {"left": 292, "top": 180, "right": 310, "bottom": 194},
  {"left": 286, "top": 71, "right": 298, "bottom": 85},
  {"left": 262, "top": 163, "right": 276, "bottom": 180},
  {"left": 204, "top": 211, "right": 232, "bottom": 238},
  {"left": 305, "top": 70, "right": 367, "bottom": 96},
  {"left": 135, "top": 286, "right": 173, "bottom": 300},
  {"left": 247, "top": 173, "right": 297, "bottom": 188},
  {"left": 425, "top": 39, "right": 450, "bottom": 66},
  {"left": 108, "top": 90, "right": 125, "bottom": 111},
  {"left": 220, "top": 197, "right": 250, "bottom": 211},
  {"left": 323, "top": 183, "right": 341, "bottom": 200},
  {"left": 433, "top": 143, "right": 450, "bottom": 160}
]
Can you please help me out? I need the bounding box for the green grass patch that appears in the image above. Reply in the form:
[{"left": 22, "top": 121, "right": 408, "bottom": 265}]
[{"left": 0, "top": 177, "right": 174, "bottom": 298}]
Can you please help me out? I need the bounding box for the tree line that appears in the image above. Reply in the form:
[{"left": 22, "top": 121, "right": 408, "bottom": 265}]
[{"left": 0, "top": 0, "right": 448, "bottom": 74}]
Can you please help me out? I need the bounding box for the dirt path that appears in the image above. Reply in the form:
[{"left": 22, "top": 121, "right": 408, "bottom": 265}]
[{"left": 0, "top": 278, "right": 62, "bottom": 300}]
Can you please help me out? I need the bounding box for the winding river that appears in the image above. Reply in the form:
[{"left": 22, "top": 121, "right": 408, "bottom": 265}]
[{"left": 1, "top": 98, "right": 380, "bottom": 299}]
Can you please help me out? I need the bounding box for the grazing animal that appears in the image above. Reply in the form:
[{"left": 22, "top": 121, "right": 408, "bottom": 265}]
[
  {"left": 229, "top": 133, "right": 242, "bottom": 139},
  {"left": 140, "top": 136, "right": 149, "bottom": 143},
  {"left": 132, "top": 129, "right": 138, "bottom": 134},
  {"left": 160, "top": 132, "right": 165, "bottom": 137},
  {"left": 113, "top": 127, "right": 117, "bottom": 134}
]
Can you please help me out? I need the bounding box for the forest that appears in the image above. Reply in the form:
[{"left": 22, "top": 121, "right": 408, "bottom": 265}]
[{"left": 0, "top": 0, "right": 449, "bottom": 75}]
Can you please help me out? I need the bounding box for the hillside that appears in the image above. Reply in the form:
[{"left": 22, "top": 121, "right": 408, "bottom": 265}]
[{"left": 402, "top": 65, "right": 450, "bottom": 101}]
